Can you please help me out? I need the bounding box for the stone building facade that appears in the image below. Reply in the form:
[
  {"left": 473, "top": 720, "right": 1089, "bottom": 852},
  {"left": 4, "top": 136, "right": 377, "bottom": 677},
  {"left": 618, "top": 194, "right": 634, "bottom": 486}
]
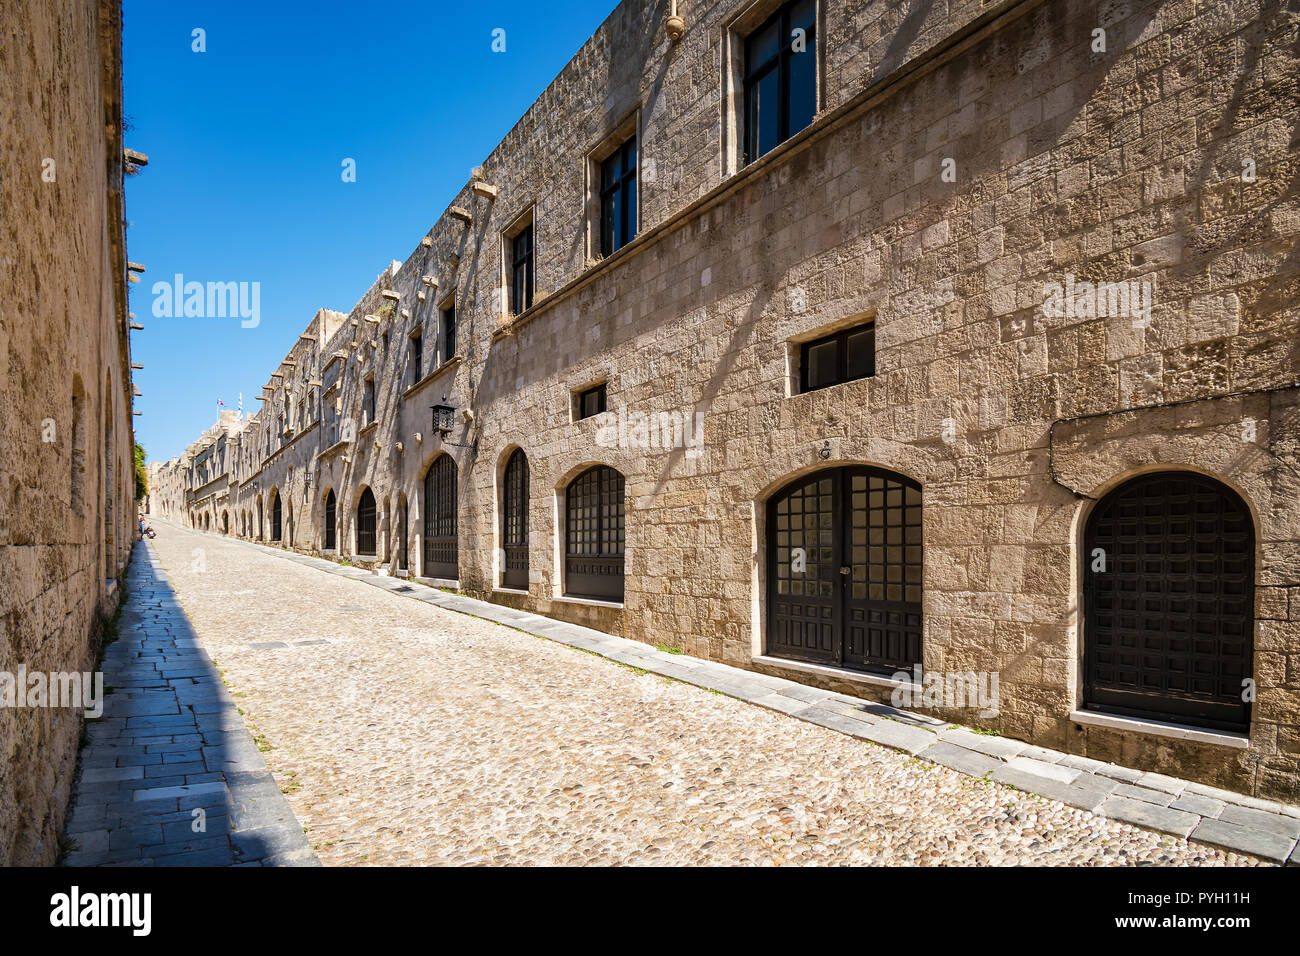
[
  {"left": 1, "top": 0, "right": 139, "bottom": 863},
  {"left": 154, "top": 0, "right": 1300, "bottom": 802}
]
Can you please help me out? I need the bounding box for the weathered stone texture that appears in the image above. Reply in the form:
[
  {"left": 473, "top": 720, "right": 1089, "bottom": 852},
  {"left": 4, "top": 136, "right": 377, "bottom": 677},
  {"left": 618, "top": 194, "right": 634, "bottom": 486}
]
[
  {"left": 1, "top": 0, "right": 137, "bottom": 863},
  {"left": 155, "top": 0, "right": 1300, "bottom": 802}
]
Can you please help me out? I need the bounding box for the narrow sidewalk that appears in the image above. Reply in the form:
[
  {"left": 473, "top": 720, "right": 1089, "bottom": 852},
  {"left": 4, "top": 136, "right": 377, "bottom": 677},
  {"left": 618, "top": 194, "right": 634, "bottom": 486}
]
[
  {"left": 61, "top": 539, "right": 317, "bottom": 867},
  {"left": 209, "top": 524, "right": 1300, "bottom": 865}
]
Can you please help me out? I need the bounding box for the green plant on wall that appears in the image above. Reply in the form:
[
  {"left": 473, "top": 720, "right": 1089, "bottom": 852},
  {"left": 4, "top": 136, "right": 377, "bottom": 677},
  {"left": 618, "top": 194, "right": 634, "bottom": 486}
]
[{"left": 134, "top": 441, "right": 148, "bottom": 502}]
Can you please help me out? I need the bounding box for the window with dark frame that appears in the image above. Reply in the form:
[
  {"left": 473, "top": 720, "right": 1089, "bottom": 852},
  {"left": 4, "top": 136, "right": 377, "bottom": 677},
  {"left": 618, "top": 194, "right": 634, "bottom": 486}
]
[
  {"left": 743, "top": 0, "right": 817, "bottom": 165},
  {"left": 799, "top": 322, "right": 875, "bottom": 393},
  {"left": 363, "top": 377, "right": 376, "bottom": 424},
  {"left": 411, "top": 330, "right": 423, "bottom": 384},
  {"left": 510, "top": 222, "right": 534, "bottom": 315},
  {"left": 577, "top": 383, "right": 607, "bottom": 420},
  {"left": 443, "top": 303, "right": 456, "bottom": 362},
  {"left": 600, "top": 138, "right": 637, "bottom": 257},
  {"left": 564, "top": 465, "right": 625, "bottom": 601}
]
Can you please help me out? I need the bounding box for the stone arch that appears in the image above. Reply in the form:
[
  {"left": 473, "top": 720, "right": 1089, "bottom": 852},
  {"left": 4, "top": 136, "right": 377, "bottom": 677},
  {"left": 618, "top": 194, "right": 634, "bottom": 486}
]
[{"left": 1080, "top": 469, "right": 1255, "bottom": 731}]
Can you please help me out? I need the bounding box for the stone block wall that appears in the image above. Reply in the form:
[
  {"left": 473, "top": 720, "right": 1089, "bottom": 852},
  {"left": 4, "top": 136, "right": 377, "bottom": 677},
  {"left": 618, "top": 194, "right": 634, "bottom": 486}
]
[
  {"left": 0, "top": 0, "right": 137, "bottom": 864},
  {"left": 157, "top": 0, "right": 1300, "bottom": 801}
]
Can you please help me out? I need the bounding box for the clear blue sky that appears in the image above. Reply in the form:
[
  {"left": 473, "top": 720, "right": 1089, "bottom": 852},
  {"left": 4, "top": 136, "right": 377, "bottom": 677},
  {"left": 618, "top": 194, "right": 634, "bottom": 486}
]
[{"left": 125, "top": 0, "right": 618, "bottom": 463}]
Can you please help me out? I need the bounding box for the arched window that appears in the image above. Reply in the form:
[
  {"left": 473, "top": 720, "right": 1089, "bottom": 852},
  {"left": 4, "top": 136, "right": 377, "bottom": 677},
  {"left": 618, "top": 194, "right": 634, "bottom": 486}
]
[
  {"left": 565, "top": 465, "right": 625, "bottom": 601},
  {"left": 271, "top": 492, "right": 282, "bottom": 541},
  {"left": 356, "top": 488, "right": 376, "bottom": 555},
  {"left": 1084, "top": 471, "right": 1254, "bottom": 731},
  {"left": 502, "top": 449, "right": 529, "bottom": 589},
  {"left": 767, "top": 466, "right": 922, "bottom": 674},
  {"left": 324, "top": 490, "right": 337, "bottom": 550},
  {"left": 423, "top": 455, "right": 458, "bottom": 578}
]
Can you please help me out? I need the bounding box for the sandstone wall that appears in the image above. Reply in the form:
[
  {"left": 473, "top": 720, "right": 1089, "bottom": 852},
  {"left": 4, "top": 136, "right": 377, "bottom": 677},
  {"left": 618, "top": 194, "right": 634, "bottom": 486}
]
[
  {"left": 160, "top": 0, "right": 1300, "bottom": 801},
  {"left": 0, "top": 0, "right": 137, "bottom": 864}
]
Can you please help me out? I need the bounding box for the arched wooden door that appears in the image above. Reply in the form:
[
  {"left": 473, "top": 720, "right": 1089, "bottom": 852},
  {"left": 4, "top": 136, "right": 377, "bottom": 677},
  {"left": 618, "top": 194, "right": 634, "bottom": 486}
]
[
  {"left": 1083, "top": 471, "right": 1254, "bottom": 730},
  {"left": 271, "top": 494, "right": 282, "bottom": 541},
  {"left": 423, "top": 456, "right": 458, "bottom": 578},
  {"left": 356, "top": 488, "right": 376, "bottom": 555},
  {"left": 767, "top": 467, "right": 922, "bottom": 674},
  {"left": 502, "top": 449, "right": 529, "bottom": 589},
  {"left": 324, "top": 490, "right": 337, "bottom": 550}
]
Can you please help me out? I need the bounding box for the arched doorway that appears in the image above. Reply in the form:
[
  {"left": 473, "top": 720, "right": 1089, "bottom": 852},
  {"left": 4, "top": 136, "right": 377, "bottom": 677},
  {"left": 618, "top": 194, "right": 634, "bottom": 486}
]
[
  {"left": 271, "top": 491, "right": 282, "bottom": 541},
  {"left": 1083, "top": 471, "right": 1254, "bottom": 731},
  {"left": 397, "top": 493, "right": 409, "bottom": 573},
  {"left": 423, "top": 455, "right": 458, "bottom": 578},
  {"left": 502, "top": 448, "right": 529, "bottom": 589},
  {"left": 222, "top": 511, "right": 229, "bottom": 534},
  {"left": 356, "top": 488, "right": 376, "bottom": 555},
  {"left": 324, "top": 490, "right": 337, "bottom": 550},
  {"left": 767, "top": 466, "right": 922, "bottom": 674},
  {"left": 564, "top": 465, "right": 624, "bottom": 601}
]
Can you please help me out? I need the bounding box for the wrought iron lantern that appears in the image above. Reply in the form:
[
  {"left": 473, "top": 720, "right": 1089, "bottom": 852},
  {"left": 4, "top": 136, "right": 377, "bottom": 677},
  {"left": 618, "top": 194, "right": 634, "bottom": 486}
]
[{"left": 431, "top": 403, "right": 456, "bottom": 437}]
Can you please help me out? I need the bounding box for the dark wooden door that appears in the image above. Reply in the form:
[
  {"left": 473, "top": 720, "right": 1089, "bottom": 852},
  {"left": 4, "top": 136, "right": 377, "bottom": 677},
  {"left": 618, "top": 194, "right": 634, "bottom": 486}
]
[
  {"left": 324, "top": 491, "right": 336, "bottom": 550},
  {"left": 502, "top": 449, "right": 529, "bottom": 589},
  {"left": 423, "top": 455, "right": 458, "bottom": 579},
  {"left": 768, "top": 467, "right": 922, "bottom": 674},
  {"left": 1084, "top": 471, "right": 1253, "bottom": 731}
]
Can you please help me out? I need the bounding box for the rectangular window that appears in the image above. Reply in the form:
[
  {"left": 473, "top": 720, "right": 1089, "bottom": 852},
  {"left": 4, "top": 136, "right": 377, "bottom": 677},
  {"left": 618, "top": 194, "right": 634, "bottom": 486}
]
[
  {"left": 363, "top": 378, "right": 375, "bottom": 424},
  {"left": 799, "top": 322, "right": 875, "bottom": 393},
  {"left": 600, "top": 138, "right": 637, "bottom": 257},
  {"left": 511, "top": 223, "right": 534, "bottom": 315},
  {"left": 744, "top": 0, "right": 816, "bottom": 165},
  {"left": 577, "top": 383, "right": 607, "bottom": 420},
  {"left": 443, "top": 303, "right": 457, "bottom": 362},
  {"left": 411, "top": 331, "right": 423, "bottom": 384}
]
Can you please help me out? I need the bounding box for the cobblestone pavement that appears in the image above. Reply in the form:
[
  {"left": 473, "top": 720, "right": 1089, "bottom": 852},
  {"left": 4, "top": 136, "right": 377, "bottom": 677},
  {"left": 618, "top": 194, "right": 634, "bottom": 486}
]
[
  {"left": 62, "top": 541, "right": 317, "bottom": 866},
  {"left": 148, "top": 522, "right": 1264, "bottom": 866}
]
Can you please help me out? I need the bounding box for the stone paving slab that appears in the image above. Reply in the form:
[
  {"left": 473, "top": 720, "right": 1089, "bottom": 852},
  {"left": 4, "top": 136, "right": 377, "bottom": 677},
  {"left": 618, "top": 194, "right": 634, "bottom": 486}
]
[
  {"left": 61, "top": 541, "right": 319, "bottom": 867},
  {"left": 171, "top": 524, "right": 1297, "bottom": 865}
]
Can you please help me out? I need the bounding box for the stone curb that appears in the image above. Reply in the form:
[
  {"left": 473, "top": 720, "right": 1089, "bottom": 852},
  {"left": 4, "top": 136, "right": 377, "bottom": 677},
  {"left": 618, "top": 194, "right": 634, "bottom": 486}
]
[
  {"left": 185, "top": 525, "right": 1300, "bottom": 865},
  {"left": 62, "top": 540, "right": 319, "bottom": 868}
]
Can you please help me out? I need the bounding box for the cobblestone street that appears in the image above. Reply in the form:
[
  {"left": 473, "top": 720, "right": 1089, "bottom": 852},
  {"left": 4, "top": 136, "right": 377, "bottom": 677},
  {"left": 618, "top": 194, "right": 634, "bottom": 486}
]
[{"left": 147, "top": 522, "right": 1261, "bottom": 866}]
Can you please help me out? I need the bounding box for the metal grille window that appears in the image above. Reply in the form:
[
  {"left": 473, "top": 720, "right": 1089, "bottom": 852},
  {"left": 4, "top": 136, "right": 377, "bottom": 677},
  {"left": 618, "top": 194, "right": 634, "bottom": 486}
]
[
  {"left": 800, "top": 322, "right": 874, "bottom": 393},
  {"left": 324, "top": 490, "right": 336, "bottom": 550},
  {"left": 423, "top": 454, "right": 458, "bottom": 578},
  {"left": 1084, "top": 472, "right": 1254, "bottom": 731},
  {"left": 442, "top": 304, "right": 456, "bottom": 363},
  {"left": 564, "top": 465, "right": 625, "bottom": 601},
  {"left": 600, "top": 138, "right": 637, "bottom": 257},
  {"left": 356, "top": 488, "right": 376, "bottom": 555},
  {"left": 502, "top": 449, "right": 529, "bottom": 589},
  {"left": 511, "top": 223, "right": 534, "bottom": 315},
  {"left": 744, "top": 0, "right": 817, "bottom": 165},
  {"left": 768, "top": 467, "right": 922, "bottom": 674},
  {"left": 577, "top": 383, "right": 606, "bottom": 420}
]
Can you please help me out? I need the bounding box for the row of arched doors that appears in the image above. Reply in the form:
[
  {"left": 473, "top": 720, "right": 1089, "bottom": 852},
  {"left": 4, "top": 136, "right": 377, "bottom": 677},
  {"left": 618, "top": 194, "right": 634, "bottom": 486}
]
[
  {"left": 316, "top": 451, "right": 625, "bottom": 602},
  {"left": 766, "top": 465, "right": 1254, "bottom": 732},
  {"left": 242, "top": 455, "right": 1256, "bottom": 733}
]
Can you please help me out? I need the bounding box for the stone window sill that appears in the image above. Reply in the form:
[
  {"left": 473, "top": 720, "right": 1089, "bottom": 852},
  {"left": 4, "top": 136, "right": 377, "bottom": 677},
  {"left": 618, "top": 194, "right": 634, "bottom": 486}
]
[
  {"left": 553, "top": 594, "right": 623, "bottom": 610},
  {"left": 1068, "top": 710, "right": 1250, "bottom": 749},
  {"left": 402, "top": 357, "right": 461, "bottom": 399},
  {"left": 492, "top": 586, "right": 529, "bottom": 596},
  {"left": 752, "top": 654, "right": 917, "bottom": 691}
]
